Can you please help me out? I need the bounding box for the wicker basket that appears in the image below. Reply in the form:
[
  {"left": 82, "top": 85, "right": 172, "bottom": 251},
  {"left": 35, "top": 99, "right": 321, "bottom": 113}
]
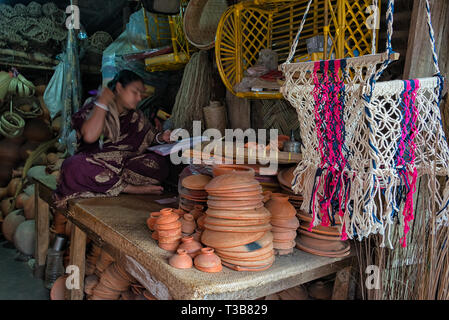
[
  {"left": 12, "top": 97, "right": 43, "bottom": 119},
  {"left": 183, "top": 0, "right": 229, "bottom": 50},
  {"left": 203, "top": 101, "right": 227, "bottom": 135}
]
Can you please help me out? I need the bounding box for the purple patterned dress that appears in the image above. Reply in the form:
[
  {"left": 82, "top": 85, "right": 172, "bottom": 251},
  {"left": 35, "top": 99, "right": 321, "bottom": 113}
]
[{"left": 53, "top": 99, "right": 169, "bottom": 208}]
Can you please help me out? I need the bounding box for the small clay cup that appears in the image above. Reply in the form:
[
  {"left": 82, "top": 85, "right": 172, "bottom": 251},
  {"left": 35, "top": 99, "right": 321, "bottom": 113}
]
[{"left": 169, "top": 249, "right": 193, "bottom": 269}]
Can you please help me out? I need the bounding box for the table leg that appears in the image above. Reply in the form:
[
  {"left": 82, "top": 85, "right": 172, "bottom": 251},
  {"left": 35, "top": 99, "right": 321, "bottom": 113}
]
[
  {"left": 67, "top": 223, "right": 86, "bottom": 300},
  {"left": 332, "top": 266, "right": 352, "bottom": 300},
  {"left": 34, "top": 184, "right": 50, "bottom": 279}
]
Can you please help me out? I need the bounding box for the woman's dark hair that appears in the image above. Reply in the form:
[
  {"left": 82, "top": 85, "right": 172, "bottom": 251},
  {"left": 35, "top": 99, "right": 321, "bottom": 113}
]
[{"left": 107, "top": 70, "right": 144, "bottom": 92}]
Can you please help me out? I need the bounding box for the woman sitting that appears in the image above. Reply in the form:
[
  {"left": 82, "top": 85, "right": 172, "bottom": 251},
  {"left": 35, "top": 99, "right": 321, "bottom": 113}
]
[{"left": 54, "top": 70, "right": 172, "bottom": 208}]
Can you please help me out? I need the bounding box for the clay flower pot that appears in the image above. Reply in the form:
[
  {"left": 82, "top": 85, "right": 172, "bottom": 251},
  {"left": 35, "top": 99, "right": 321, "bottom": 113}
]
[
  {"left": 212, "top": 164, "right": 255, "bottom": 178},
  {"left": 189, "top": 205, "right": 204, "bottom": 220},
  {"left": 265, "top": 193, "right": 296, "bottom": 219},
  {"left": 180, "top": 213, "right": 196, "bottom": 234},
  {"left": 169, "top": 249, "right": 193, "bottom": 269},
  {"left": 178, "top": 236, "right": 203, "bottom": 258},
  {"left": 194, "top": 247, "right": 222, "bottom": 273}
]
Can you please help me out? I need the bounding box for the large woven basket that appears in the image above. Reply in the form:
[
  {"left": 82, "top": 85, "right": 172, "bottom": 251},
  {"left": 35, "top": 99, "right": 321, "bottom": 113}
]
[
  {"left": 183, "top": 0, "right": 228, "bottom": 50},
  {"left": 203, "top": 101, "right": 227, "bottom": 135}
]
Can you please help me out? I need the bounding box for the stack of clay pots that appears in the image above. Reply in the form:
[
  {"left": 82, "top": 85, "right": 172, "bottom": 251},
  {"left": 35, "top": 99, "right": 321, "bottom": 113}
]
[
  {"left": 202, "top": 172, "right": 275, "bottom": 272},
  {"left": 94, "top": 249, "right": 115, "bottom": 277},
  {"left": 168, "top": 234, "right": 204, "bottom": 270},
  {"left": 90, "top": 262, "right": 135, "bottom": 300},
  {"left": 277, "top": 166, "right": 304, "bottom": 210},
  {"left": 295, "top": 210, "right": 350, "bottom": 258},
  {"left": 85, "top": 244, "right": 102, "bottom": 276},
  {"left": 154, "top": 208, "right": 182, "bottom": 252},
  {"left": 179, "top": 174, "right": 211, "bottom": 212},
  {"left": 265, "top": 193, "right": 299, "bottom": 255}
]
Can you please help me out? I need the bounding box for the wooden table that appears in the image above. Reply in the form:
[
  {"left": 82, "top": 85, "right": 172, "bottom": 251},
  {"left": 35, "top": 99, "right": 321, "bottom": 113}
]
[{"left": 35, "top": 178, "right": 355, "bottom": 300}]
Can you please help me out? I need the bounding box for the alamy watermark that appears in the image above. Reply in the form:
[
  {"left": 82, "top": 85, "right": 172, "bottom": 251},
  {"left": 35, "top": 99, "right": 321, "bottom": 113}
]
[
  {"left": 66, "top": 5, "right": 81, "bottom": 30},
  {"left": 366, "top": 5, "right": 381, "bottom": 30}
]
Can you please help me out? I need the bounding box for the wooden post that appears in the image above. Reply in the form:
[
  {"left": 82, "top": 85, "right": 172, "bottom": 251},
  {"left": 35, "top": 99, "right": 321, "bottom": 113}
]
[
  {"left": 68, "top": 224, "right": 86, "bottom": 300},
  {"left": 34, "top": 183, "right": 50, "bottom": 279},
  {"left": 332, "top": 266, "right": 352, "bottom": 300}
]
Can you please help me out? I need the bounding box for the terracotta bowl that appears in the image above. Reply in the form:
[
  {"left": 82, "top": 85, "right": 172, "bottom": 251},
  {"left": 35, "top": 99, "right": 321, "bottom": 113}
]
[
  {"left": 155, "top": 220, "right": 182, "bottom": 231},
  {"left": 178, "top": 236, "right": 203, "bottom": 258},
  {"left": 216, "top": 243, "right": 273, "bottom": 259},
  {"left": 50, "top": 276, "right": 67, "bottom": 300},
  {"left": 207, "top": 203, "right": 265, "bottom": 211},
  {"left": 205, "top": 174, "right": 260, "bottom": 191},
  {"left": 216, "top": 232, "right": 273, "bottom": 253},
  {"left": 205, "top": 216, "right": 271, "bottom": 227},
  {"left": 157, "top": 228, "right": 182, "bottom": 238},
  {"left": 206, "top": 207, "right": 271, "bottom": 220},
  {"left": 271, "top": 217, "right": 300, "bottom": 229},
  {"left": 201, "top": 229, "right": 266, "bottom": 249},
  {"left": 275, "top": 248, "right": 294, "bottom": 256},
  {"left": 212, "top": 164, "right": 255, "bottom": 178},
  {"left": 216, "top": 248, "right": 274, "bottom": 262},
  {"left": 272, "top": 230, "right": 297, "bottom": 241},
  {"left": 194, "top": 247, "right": 222, "bottom": 273},
  {"left": 272, "top": 240, "right": 296, "bottom": 250},
  {"left": 221, "top": 260, "right": 274, "bottom": 272},
  {"left": 298, "top": 221, "right": 341, "bottom": 237},
  {"left": 156, "top": 209, "right": 179, "bottom": 225},
  {"left": 208, "top": 194, "right": 264, "bottom": 202},
  {"left": 206, "top": 185, "right": 262, "bottom": 195},
  {"left": 158, "top": 234, "right": 182, "bottom": 244},
  {"left": 220, "top": 254, "right": 275, "bottom": 268}
]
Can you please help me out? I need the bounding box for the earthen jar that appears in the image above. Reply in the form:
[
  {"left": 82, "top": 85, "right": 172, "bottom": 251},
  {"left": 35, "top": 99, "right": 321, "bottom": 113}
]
[
  {"left": 155, "top": 220, "right": 182, "bottom": 231},
  {"left": 169, "top": 249, "right": 193, "bottom": 269},
  {"left": 178, "top": 236, "right": 203, "bottom": 258},
  {"left": 196, "top": 214, "right": 206, "bottom": 230},
  {"left": 156, "top": 208, "right": 179, "bottom": 225},
  {"left": 158, "top": 234, "right": 182, "bottom": 244},
  {"left": 173, "top": 208, "right": 186, "bottom": 218},
  {"left": 262, "top": 191, "right": 272, "bottom": 203},
  {"left": 147, "top": 212, "right": 161, "bottom": 231},
  {"left": 189, "top": 205, "right": 204, "bottom": 220},
  {"left": 194, "top": 247, "right": 222, "bottom": 273},
  {"left": 180, "top": 213, "right": 196, "bottom": 234},
  {"left": 265, "top": 193, "right": 296, "bottom": 219},
  {"left": 157, "top": 228, "right": 182, "bottom": 238},
  {"left": 192, "top": 228, "right": 203, "bottom": 243}
]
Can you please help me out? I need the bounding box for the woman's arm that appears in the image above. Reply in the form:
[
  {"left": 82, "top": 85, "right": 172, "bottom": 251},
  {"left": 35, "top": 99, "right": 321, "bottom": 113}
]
[{"left": 80, "top": 88, "right": 114, "bottom": 144}]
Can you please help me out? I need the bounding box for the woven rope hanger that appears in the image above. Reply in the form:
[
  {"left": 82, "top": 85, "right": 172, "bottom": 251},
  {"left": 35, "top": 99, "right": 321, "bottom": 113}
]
[{"left": 280, "top": 0, "right": 448, "bottom": 249}]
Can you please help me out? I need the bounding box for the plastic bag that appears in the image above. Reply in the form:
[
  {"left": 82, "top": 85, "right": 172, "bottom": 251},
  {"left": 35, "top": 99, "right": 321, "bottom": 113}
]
[{"left": 43, "top": 56, "right": 65, "bottom": 120}]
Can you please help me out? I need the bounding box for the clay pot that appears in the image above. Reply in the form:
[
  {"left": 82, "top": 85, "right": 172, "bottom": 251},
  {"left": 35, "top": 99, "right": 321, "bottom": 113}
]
[
  {"left": 14, "top": 220, "right": 36, "bottom": 256},
  {"left": 262, "top": 191, "right": 272, "bottom": 203},
  {"left": 196, "top": 214, "right": 206, "bottom": 230},
  {"left": 0, "top": 139, "right": 21, "bottom": 167},
  {"left": 50, "top": 276, "right": 67, "bottom": 300},
  {"left": 181, "top": 174, "right": 212, "bottom": 190},
  {"left": 221, "top": 261, "right": 274, "bottom": 272},
  {"left": 216, "top": 243, "right": 274, "bottom": 260},
  {"left": 201, "top": 229, "right": 266, "bottom": 249},
  {"left": 194, "top": 247, "right": 222, "bottom": 273},
  {"left": 205, "top": 216, "right": 271, "bottom": 227},
  {"left": 206, "top": 207, "right": 271, "bottom": 221},
  {"left": 272, "top": 230, "right": 297, "bottom": 241},
  {"left": 272, "top": 240, "right": 296, "bottom": 250},
  {"left": 265, "top": 193, "right": 296, "bottom": 219},
  {"left": 158, "top": 234, "right": 182, "bottom": 244},
  {"left": 151, "top": 230, "right": 159, "bottom": 240},
  {"left": 7, "top": 178, "right": 21, "bottom": 197},
  {"left": 169, "top": 249, "right": 193, "bottom": 269},
  {"left": 155, "top": 220, "right": 182, "bottom": 231},
  {"left": 207, "top": 187, "right": 262, "bottom": 197},
  {"left": 178, "top": 236, "right": 203, "bottom": 258},
  {"left": 308, "top": 281, "right": 333, "bottom": 300},
  {"left": 271, "top": 216, "right": 300, "bottom": 230},
  {"left": 207, "top": 199, "right": 264, "bottom": 209},
  {"left": 1, "top": 197, "right": 14, "bottom": 216},
  {"left": 173, "top": 208, "right": 186, "bottom": 217},
  {"left": 203, "top": 223, "right": 271, "bottom": 233},
  {"left": 220, "top": 253, "right": 275, "bottom": 268},
  {"left": 157, "top": 227, "right": 182, "bottom": 238},
  {"left": 180, "top": 213, "right": 196, "bottom": 234},
  {"left": 189, "top": 205, "right": 204, "bottom": 220},
  {"left": 15, "top": 193, "right": 29, "bottom": 209},
  {"left": 2, "top": 210, "right": 25, "bottom": 242},
  {"left": 156, "top": 208, "right": 179, "bottom": 225},
  {"left": 158, "top": 241, "right": 180, "bottom": 252},
  {"left": 219, "top": 232, "right": 273, "bottom": 253},
  {"left": 192, "top": 228, "right": 202, "bottom": 243},
  {"left": 23, "top": 118, "right": 53, "bottom": 142},
  {"left": 147, "top": 212, "right": 161, "bottom": 231},
  {"left": 212, "top": 164, "right": 255, "bottom": 178}
]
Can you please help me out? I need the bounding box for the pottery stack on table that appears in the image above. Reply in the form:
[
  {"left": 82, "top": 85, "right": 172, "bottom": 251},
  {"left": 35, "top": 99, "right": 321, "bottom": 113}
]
[
  {"left": 277, "top": 166, "right": 304, "bottom": 210},
  {"left": 179, "top": 174, "right": 211, "bottom": 212},
  {"left": 201, "top": 173, "right": 275, "bottom": 272},
  {"left": 265, "top": 193, "right": 299, "bottom": 255},
  {"left": 155, "top": 208, "right": 182, "bottom": 252},
  {"left": 94, "top": 249, "right": 115, "bottom": 277},
  {"left": 90, "top": 262, "right": 135, "bottom": 300},
  {"left": 295, "top": 210, "right": 350, "bottom": 258},
  {"left": 85, "top": 244, "right": 102, "bottom": 276}
]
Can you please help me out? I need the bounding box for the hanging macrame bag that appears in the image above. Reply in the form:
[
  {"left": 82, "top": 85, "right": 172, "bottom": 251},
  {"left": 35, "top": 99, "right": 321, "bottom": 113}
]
[{"left": 280, "top": 0, "right": 449, "bottom": 249}]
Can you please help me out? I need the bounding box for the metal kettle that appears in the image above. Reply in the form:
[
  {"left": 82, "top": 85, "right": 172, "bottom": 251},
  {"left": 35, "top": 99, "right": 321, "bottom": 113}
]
[{"left": 283, "top": 130, "right": 302, "bottom": 154}]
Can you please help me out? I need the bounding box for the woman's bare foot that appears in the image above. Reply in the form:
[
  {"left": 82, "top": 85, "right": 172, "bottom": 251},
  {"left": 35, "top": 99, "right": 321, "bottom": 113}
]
[{"left": 123, "top": 184, "right": 164, "bottom": 195}]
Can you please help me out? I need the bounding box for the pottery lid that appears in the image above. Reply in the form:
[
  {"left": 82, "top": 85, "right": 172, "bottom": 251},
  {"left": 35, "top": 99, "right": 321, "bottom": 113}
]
[
  {"left": 201, "top": 229, "right": 266, "bottom": 249},
  {"left": 182, "top": 174, "right": 212, "bottom": 190},
  {"left": 206, "top": 206, "right": 271, "bottom": 220}
]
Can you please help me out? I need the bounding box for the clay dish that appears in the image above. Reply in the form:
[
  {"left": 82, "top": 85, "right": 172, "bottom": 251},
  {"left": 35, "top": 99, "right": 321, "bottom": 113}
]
[
  {"left": 216, "top": 248, "right": 274, "bottom": 262},
  {"left": 208, "top": 194, "right": 264, "bottom": 202},
  {"left": 277, "top": 166, "right": 299, "bottom": 189},
  {"left": 220, "top": 254, "right": 275, "bottom": 268},
  {"left": 271, "top": 217, "right": 300, "bottom": 229},
  {"left": 272, "top": 240, "right": 296, "bottom": 250},
  {"left": 205, "top": 216, "right": 271, "bottom": 227},
  {"left": 206, "top": 207, "right": 271, "bottom": 220},
  {"left": 180, "top": 187, "right": 208, "bottom": 197},
  {"left": 212, "top": 164, "right": 255, "bottom": 178},
  {"left": 182, "top": 174, "right": 212, "bottom": 190},
  {"left": 297, "top": 228, "right": 341, "bottom": 241},
  {"left": 156, "top": 210, "right": 179, "bottom": 225},
  {"left": 205, "top": 174, "right": 259, "bottom": 191},
  {"left": 169, "top": 249, "right": 193, "bottom": 269},
  {"left": 221, "top": 261, "right": 274, "bottom": 272},
  {"left": 204, "top": 223, "right": 272, "bottom": 233},
  {"left": 216, "top": 243, "right": 273, "bottom": 259},
  {"left": 272, "top": 230, "right": 297, "bottom": 241},
  {"left": 207, "top": 202, "right": 265, "bottom": 211},
  {"left": 207, "top": 185, "right": 262, "bottom": 195},
  {"left": 295, "top": 239, "right": 350, "bottom": 258},
  {"left": 180, "top": 193, "right": 208, "bottom": 202},
  {"left": 201, "top": 229, "right": 265, "bottom": 248},
  {"left": 207, "top": 199, "right": 263, "bottom": 208},
  {"left": 298, "top": 222, "right": 341, "bottom": 237},
  {"left": 217, "top": 232, "right": 273, "bottom": 252}
]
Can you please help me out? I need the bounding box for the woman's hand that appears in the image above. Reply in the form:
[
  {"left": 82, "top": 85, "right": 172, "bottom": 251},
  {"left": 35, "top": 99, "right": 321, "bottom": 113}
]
[
  {"left": 161, "top": 130, "right": 173, "bottom": 144},
  {"left": 97, "top": 87, "right": 115, "bottom": 107}
]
